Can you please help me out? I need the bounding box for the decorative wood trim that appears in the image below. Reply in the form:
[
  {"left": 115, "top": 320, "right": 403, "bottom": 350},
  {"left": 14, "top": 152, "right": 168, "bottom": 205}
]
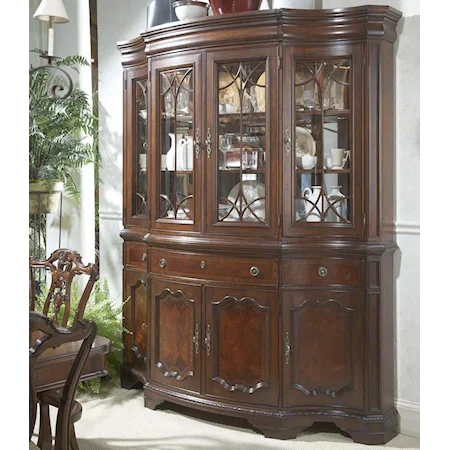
[
  {"left": 145, "top": 382, "right": 397, "bottom": 423},
  {"left": 141, "top": 7, "right": 402, "bottom": 57}
]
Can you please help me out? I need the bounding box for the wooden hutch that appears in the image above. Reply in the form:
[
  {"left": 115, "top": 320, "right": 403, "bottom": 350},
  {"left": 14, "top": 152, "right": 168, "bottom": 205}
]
[{"left": 118, "top": 6, "right": 402, "bottom": 444}]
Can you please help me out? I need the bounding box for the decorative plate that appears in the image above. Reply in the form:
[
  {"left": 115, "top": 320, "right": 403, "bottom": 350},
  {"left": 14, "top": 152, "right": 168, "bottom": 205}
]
[
  {"left": 254, "top": 72, "right": 266, "bottom": 113},
  {"left": 218, "top": 72, "right": 240, "bottom": 112},
  {"left": 295, "top": 126, "right": 316, "bottom": 158},
  {"left": 223, "top": 180, "right": 266, "bottom": 222}
]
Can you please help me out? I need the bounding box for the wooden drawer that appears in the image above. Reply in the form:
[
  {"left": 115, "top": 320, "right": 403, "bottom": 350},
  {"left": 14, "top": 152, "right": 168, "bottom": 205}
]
[
  {"left": 151, "top": 248, "right": 278, "bottom": 286},
  {"left": 124, "top": 243, "right": 149, "bottom": 271},
  {"left": 283, "top": 258, "right": 363, "bottom": 287}
]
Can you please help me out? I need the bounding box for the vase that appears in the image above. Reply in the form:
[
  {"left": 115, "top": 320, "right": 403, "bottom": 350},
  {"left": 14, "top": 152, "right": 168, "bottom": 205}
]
[
  {"left": 327, "top": 185, "right": 347, "bottom": 222},
  {"left": 209, "top": 0, "right": 262, "bottom": 15},
  {"left": 166, "top": 133, "right": 189, "bottom": 171},
  {"left": 302, "top": 185, "right": 322, "bottom": 222},
  {"left": 146, "top": 0, "right": 178, "bottom": 29}
]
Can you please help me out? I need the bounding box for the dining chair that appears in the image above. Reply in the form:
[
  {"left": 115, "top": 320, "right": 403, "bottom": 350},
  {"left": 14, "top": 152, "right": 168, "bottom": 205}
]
[
  {"left": 30, "top": 311, "right": 97, "bottom": 450},
  {"left": 29, "top": 249, "right": 110, "bottom": 450}
]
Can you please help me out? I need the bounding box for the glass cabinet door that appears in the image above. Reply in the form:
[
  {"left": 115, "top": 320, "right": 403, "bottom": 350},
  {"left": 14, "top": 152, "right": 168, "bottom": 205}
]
[
  {"left": 125, "top": 67, "right": 149, "bottom": 226},
  {"left": 283, "top": 46, "right": 363, "bottom": 237},
  {"left": 151, "top": 54, "right": 201, "bottom": 231},
  {"left": 206, "top": 47, "right": 278, "bottom": 235}
]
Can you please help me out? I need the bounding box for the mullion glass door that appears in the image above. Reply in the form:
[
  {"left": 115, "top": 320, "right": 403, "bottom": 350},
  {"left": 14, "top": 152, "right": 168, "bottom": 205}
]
[
  {"left": 206, "top": 47, "right": 278, "bottom": 236},
  {"left": 152, "top": 54, "right": 201, "bottom": 231},
  {"left": 283, "top": 46, "right": 363, "bottom": 237}
]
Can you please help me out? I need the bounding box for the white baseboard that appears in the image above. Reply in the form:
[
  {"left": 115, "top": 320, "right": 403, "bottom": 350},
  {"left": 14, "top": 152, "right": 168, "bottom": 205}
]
[{"left": 396, "top": 399, "right": 420, "bottom": 437}]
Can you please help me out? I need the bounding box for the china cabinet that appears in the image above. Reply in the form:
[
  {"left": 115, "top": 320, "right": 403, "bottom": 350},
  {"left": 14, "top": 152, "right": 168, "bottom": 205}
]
[{"left": 118, "top": 6, "right": 402, "bottom": 444}]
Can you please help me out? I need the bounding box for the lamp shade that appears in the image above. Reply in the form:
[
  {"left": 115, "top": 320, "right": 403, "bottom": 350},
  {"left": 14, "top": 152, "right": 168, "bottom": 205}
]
[{"left": 33, "top": 0, "right": 70, "bottom": 23}]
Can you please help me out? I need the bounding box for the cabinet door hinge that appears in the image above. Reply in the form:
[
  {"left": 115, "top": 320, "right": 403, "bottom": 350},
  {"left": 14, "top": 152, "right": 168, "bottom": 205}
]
[
  {"left": 277, "top": 214, "right": 281, "bottom": 228},
  {"left": 363, "top": 53, "right": 366, "bottom": 67},
  {"left": 363, "top": 214, "right": 366, "bottom": 226},
  {"left": 278, "top": 55, "right": 281, "bottom": 70},
  {"left": 124, "top": 77, "right": 127, "bottom": 90}
]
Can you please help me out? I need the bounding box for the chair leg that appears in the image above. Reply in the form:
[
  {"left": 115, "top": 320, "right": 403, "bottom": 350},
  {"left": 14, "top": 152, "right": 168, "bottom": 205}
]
[
  {"left": 69, "top": 421, "right": 79, "bottom": 450},
  {"left": 38, "top": 402, "right": 53, "bottom": 450}
]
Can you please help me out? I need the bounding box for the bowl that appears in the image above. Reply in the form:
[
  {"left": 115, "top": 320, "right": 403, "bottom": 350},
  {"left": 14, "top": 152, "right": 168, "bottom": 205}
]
[
  {"left": 173, "top": 1, "right": 209, "bottom": 20},
  {"left": 210, "top": 0, "right": 262, "bottom": 15}
]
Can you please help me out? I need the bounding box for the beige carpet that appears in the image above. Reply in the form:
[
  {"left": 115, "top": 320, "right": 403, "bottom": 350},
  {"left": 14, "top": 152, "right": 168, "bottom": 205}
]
[{"left": 31, "top": 387, "right": 419, "bottom": 450}]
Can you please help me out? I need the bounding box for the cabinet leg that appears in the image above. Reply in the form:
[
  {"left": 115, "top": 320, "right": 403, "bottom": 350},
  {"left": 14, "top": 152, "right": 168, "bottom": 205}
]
[
  {"left": 335, "top": 412, "right": 399, "bottom": 445},
  {"left": 120, "top": 366, "right": 143, "bottom": 390},
  {"left": 248, "top": 417, "right": 314, "bottom": 440},
  {"left": 144, "top": 390, "right": 166, "bottom": 410}
]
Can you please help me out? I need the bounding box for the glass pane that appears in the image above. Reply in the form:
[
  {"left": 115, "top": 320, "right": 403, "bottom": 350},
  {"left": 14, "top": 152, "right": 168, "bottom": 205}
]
[
  {"left": 159, "top": 68, "right": 195, "bottom": 221},
  {"left": 134, "top": 79, "right": 148, "bottom": 217},
  {"left": 216, "top": 61, "right": 267, "bottom": 223},
  {"left": 294, "top": 59, "right": 351, "bottom": 224}
]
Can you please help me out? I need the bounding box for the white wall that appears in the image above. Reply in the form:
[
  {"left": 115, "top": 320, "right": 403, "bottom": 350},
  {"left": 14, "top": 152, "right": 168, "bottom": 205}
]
[
  {"left": 321, "top": 0, "right": 420, "bottom": 437},
  {"left": 97, "top": 0, "right": 420, "bottom": 436}
]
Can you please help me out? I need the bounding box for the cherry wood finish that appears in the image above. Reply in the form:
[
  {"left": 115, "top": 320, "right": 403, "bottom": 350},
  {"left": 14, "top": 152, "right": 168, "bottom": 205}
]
[
  {"left": 29, "top": 249, "right": 111, "bottom": 448},
  {"left": 30, "top": 312, "right": 97, "bottom": 450},
  {"left": 118, "top": 6, "right": 402, "bottom": 445},
  {"left": 150, "top": 279, "right": 202, "bottom": 394}
]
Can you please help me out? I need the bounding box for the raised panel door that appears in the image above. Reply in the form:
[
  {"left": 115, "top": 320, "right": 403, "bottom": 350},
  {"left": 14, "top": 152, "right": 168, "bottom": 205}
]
[
  {"left": 204, "top": 287, "right": 278, "bottom": 406},
  {"left": 123, "top": 271, "right": 149, "bottom": 380},
  {"left": 151, "top": 279, "right": 201, "bottom": 394},
  {"left": 282, "top": 290, "right": 364, "bottom": 410}
]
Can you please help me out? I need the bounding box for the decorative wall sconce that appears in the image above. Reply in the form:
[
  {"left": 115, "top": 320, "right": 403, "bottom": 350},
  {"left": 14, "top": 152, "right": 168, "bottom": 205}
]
[{"left": 31, "top": 0, "right": 73, "bottom": 98}]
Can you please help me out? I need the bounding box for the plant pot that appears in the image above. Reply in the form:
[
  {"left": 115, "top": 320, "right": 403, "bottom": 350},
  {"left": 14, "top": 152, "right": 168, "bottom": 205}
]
[
  {"left": 29, "top": 181, "right": 64, "bottom": 215},
  {"left": 209, "top": 0, "right": 262, "bottom": 15}
]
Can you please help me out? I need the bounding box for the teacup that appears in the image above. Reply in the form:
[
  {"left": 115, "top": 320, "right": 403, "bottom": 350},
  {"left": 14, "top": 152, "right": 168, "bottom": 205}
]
[{"left": 301, "top": 154, "right": 317, "bottom": 170}]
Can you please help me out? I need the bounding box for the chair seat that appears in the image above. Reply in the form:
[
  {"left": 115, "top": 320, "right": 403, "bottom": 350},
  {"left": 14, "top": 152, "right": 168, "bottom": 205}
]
[{"left": 34, "top": 335, "right": 111, "bottom": 393}]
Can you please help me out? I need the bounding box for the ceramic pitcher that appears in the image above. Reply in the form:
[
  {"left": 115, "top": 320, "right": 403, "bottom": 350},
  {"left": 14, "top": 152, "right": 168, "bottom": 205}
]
[{"left": 302, "top": 185, "right": 322, "bottom": 222}]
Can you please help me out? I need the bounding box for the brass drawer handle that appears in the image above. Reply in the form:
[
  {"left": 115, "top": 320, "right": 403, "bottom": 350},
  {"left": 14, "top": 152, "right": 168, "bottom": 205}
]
[
  {"left": 205, "top": 324, "right": 211, "bottom": 356},
  {"left": 200, "top": 260, "right": 206, "bottom": 269},
  {"left": 159, "top": 258, "right": 166, "bottom": 268},
  {"left": 193, "top": 323, "right": 200, "bottom": 354},
  {"left": 318, "top": 266, "right": 328, "bottom": 277},
  {"left": 141, "top": 253, "right": 147, "bottom": 261},
  {"left": 250, "top": 266, "right": 260, "bottom": 277},
  {"left": 285, "top": 331, "right": 291, "bottom": 365},
  {"left": 142, "top": 323, "right": 147, "bottom": 330}
]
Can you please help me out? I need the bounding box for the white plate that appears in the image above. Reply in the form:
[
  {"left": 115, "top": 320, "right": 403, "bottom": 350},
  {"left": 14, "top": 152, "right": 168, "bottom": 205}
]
[
  {"left": 218, "top": 72, "right": 240, "bottom": 113},
  {"left": 221, "top": 180, "right": 266, "bottom": 222},
  {"left": 254, "top": 72, "right": 266, "bottom": 113},
  {"left": 295, "top": 126, "right": 316, "bottom": 158}
]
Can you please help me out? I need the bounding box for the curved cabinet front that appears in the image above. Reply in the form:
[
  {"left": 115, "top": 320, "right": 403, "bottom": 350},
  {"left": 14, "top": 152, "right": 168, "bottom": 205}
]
[{"left": 119, "top": 6, "right": 401, "bottom": 445}]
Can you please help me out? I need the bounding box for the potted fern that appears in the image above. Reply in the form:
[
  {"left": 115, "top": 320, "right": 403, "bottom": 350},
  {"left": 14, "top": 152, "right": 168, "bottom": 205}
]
[{"left": 29, "top": 50, "right": 97, "bottom": 214}]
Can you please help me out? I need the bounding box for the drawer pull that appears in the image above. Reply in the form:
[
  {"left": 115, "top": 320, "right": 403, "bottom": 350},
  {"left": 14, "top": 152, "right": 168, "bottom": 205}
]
[
  {"left": 200, "top": 260, "right": 206, "bottom": 269},
  {"left": 141, "top": 253, "right": 147, "bottom": 261},
  {"left": 142, "top": 323, "right": 147, "bottom": 330},
  {"left": 250, "top": 266, "right": 260, "bottom": 277},
  {"left": 159, "top": 258, "right": 167, "bottom": 269},
  {"left": 318, "top": 266, "right": 328, "bottom": 277},
  {"left": 193, "top": 323, "right": 200, "bottom": 354},
  {"left": 205, "top": 325, "right": 211, "bottom": 356},
  {"left": 285, "top": 331, "right": 291, "bottom": 365}
]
